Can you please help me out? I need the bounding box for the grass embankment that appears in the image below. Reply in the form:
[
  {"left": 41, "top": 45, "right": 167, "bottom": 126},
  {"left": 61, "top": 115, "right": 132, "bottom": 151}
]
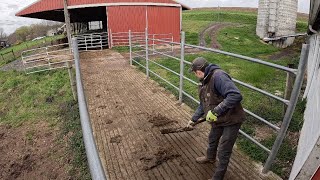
[
  {"left": 0, "top": 70, "right": 90, "bottom": 179},
  {"left": 0, "top": 35, "right": 65, "bottom": 67},
  {"left": 132, "top": 9, "right": 307, "bottom": 178}
]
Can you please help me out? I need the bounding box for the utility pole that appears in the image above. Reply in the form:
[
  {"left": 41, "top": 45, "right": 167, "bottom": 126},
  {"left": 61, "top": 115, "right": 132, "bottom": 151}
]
[{"left": 63, "top": 0, "right": 77, "bottom": 101}]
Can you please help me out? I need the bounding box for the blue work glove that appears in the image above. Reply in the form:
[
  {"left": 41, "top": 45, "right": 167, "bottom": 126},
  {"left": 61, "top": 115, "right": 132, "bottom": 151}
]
[{"left": 206, "top": 110, "right": 218, "bottom": 123}]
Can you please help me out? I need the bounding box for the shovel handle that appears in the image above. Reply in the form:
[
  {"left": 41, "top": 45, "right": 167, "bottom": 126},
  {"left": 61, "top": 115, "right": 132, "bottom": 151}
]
[{"left": 192, "top": 118, "right": 206, "bottom": 126}]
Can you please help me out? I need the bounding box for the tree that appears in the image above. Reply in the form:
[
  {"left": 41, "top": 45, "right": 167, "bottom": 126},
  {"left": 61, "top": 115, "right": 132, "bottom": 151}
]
[{"left": 15, "top": 26, "right": 30, "bottom": 42}]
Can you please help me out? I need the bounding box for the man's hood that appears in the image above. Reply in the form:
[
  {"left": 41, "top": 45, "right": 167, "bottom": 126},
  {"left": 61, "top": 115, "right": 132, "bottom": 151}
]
[
  {"left": 204, "top": 64, "right": 221, "bottom": 77},
  {"left": 201, "top": 64, "right": 221, "bottom": 84}
]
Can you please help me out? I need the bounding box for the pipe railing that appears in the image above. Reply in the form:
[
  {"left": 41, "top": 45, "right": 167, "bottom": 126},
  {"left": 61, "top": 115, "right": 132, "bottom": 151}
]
[
  {"left": 21, "top": 43, "right": 73, "bottom": 74},
  {"left": 72, "top": 38, "right": 107, "bottom": 180},
  {"left": 129, "top": 29, "right": 309, "bottom": 173},
  {"left": 74, "top": 32, "right": 108, "bottom": 51}
]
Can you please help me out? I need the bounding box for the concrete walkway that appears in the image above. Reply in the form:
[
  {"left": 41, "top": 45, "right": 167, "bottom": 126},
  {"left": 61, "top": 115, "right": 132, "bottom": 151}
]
[{"left": 80, "top": 50, "right": 281, "bottom": 180}]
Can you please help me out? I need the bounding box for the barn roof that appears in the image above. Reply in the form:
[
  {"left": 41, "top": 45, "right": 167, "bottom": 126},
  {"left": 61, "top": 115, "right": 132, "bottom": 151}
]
[{"left": 16, "top": 0, "right": 191, "bottom": 22}]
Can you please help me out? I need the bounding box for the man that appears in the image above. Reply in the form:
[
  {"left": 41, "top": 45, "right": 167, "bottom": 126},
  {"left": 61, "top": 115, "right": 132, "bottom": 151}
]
[{"left": 187, "top": 57, "right": 246, "bottom": 180}]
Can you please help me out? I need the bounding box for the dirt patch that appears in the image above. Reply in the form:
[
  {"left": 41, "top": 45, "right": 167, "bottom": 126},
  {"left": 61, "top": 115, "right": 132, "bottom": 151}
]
[
  {"left": 0, "top": 132, "right": 4, "bottom": 139},
  {"left": 199, "top": 23, "right": 233, "bottom": 49},
  {"left": 268, "top": 49, "right": 296, "bottom": 60},
  {"left": 110, "top": 135, "right": 122, "bottom": 144},
  {"left": 148, "top": 114, "right": 177, "bottom": 127},
  {"left": 267, "top": 36, "right": 306, "bottom": 61},
  {"left": 287, "top": 131, "right": 300, "bottom": 148},
  {"left": 0, "top": 59, "right": 25, "bottom": 72},
  {"left": 98, "top": 105, "right": 107, "bottom": 109},
  {"left": 8, "top": 154, "right": 35, "bottom": 179},
  {"left": 139, "top": 147, "right": 181, "bottom": 171},
  {"left": 104, "top": 120, "right": 113, "bottom": 125},
  {"left": 45, "top": 96, "right": 54, "bottom": 103},
  {"left": 254, "top": 125, "right": 275, "bottom": 141},
  {"left": 0, "top": 122, "right": 70, "bottom": 180}
]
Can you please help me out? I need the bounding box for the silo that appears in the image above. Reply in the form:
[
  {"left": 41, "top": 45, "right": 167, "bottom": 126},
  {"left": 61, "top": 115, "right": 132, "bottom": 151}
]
[{"left": 256, "top": 0, "right": 298, "bottom": 48}]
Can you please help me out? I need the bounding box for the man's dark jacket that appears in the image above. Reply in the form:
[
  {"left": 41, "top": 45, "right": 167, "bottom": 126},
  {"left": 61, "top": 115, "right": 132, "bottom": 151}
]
[{"left": 192, "top": 64, "right": 245, "bottom": 127}]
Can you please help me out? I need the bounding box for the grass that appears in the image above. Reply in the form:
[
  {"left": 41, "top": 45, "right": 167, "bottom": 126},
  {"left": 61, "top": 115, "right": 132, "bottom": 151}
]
[
  {"left": 0, "top": 70, "right": 72, "bottom": 126},
  {"left": 131, "top": 9, "right": 308, "bottom": 179},
  {"left": 59, "top": 100, "right": 91, "bottom": 179},
  {"left": 0, "top": 69, "right": 90, "bottom": 178},
  {"left": 182, "top": 10, "right": 308, "bottom": 46},
  {"left": 0, "top": 35, "right": 65, "bottom": 67}
]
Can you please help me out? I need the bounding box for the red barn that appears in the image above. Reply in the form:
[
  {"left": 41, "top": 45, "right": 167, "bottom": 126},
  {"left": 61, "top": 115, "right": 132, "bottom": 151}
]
[{"left": 16, "top": 0, "right": 190, "bottom": 46}]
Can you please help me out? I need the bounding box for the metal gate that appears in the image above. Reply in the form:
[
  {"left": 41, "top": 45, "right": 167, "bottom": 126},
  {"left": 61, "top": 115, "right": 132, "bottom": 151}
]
[
  {"left": 74, "top": 32, "right": 108, "bottom": 51},
  {"left": 21, "top": 43, "right": 73, "bottom": 74},
  {"left": 128, "top": 28, "right": 309, "bottom": 173}
]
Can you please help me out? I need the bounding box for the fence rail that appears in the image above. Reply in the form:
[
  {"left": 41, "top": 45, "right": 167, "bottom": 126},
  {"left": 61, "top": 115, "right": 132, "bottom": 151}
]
[
  {"left": 0, "top": 37, "right": 62, "bottom": 66},
  {"left": 72, "top": 38, "right": 107, "bottom": 180},
  {"left": 129, "top": 28, "right": 309, "bottom": 173},
  {"left": 74, "top": 32, "right": 108, "bottom": 51},
  {"left": 111, "top": 29, "right": 174, "bottom": 53},
  {"left": 21, "top": 43, "right": 73, "bottom": 74}
]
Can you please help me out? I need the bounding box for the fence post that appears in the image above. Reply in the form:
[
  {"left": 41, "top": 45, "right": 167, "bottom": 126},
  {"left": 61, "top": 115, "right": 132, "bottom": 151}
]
[
  {"left": 67, "top": 61, "right": 77, "bottom": 101},
  {"left": 179, "top": 32, "right": 185, "bottom": 103},
  {"left": 171, "top": 35, "right": 174, "bottom": 52},
  {"left": 46, "top": 47, "right": 51, "bottom": 69},
  {"left": 110, "top": 29, "right": 113, "bottom": 48},
  {"left": 100, "top": 34, "right": 103, "bottom": 50},
  {"left": 12, "top": 49, "right": 15, "bottom": 59},
  {"left": 129, "top": 30, "right": 132, "bottom": 66},
  {"left": 91, "top": 34, "right": 93, "bottom": 48},
  {"left": 262, "top": 44, "right": 310, "bottom": 173},
  {"left": 283, "top": 63, "right": 295, "bottom": 115},
  {"left": 85, "top": 36, "right": 88, "bottom": 51},
  {"left": 152, "top": 34, "right": 155, "bottom": 55},
  {"left": 145, "top": 28, "right": 149, "bottom": 78}
]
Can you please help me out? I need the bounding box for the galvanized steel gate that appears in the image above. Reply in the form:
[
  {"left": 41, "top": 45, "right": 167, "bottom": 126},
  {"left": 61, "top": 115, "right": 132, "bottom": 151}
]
[{"left": 127, "top": 28, "right": 309, "bottom": 173}]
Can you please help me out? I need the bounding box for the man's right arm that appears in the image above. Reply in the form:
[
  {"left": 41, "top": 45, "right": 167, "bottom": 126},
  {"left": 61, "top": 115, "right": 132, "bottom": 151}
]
[{"left": 192, "top": 102, "right": 205, "bottom": 122}]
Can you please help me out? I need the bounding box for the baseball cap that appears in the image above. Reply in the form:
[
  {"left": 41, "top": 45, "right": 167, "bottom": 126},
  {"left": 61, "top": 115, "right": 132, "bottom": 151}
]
[{"left": 188, "top": 57, "right": 208, "bottom": 73}]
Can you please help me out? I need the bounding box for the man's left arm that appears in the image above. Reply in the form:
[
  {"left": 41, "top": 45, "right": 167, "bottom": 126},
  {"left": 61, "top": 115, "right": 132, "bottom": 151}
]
[{"left": 212, "top": 72, "right": 243, "bottom": 116}]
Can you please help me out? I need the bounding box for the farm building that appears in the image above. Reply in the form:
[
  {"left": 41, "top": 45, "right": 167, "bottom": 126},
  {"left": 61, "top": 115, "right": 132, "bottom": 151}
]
[{"left": 16, "top": 0, "right": 191, "bottom": 47}]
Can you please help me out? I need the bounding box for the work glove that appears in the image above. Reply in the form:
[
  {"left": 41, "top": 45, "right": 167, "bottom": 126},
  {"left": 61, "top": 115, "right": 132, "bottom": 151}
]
[
  {"left": 187, "top": 120, "right": 195, "bottom": 128},
  {"left": 206, "top": 110, "right": 218, "bottom": 123}
]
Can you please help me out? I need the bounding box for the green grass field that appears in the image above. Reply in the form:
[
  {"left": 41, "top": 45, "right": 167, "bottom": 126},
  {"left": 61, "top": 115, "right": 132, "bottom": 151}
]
[
  {"left": 0, "top": 35, "right": 65, "bottom": 67},
  {"left": 182, "top": 10, "right": 307, "bottom": 46},
  {"left": 132, "top": 9, "right": 308, "bottom": 178},
  {"left": 0, "top": 70, "right": 90, "bottom": 178}
]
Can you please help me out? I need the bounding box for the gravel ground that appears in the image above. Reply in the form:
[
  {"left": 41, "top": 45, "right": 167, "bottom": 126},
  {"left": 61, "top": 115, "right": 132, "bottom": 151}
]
[{"left": 0, "top": 59, "right": 24, "bottom": 72}]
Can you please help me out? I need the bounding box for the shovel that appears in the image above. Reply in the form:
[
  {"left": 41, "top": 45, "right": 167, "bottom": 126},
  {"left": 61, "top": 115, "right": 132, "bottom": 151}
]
[{"left": 160, "top": 118, "right": 206, "bottom": 134}]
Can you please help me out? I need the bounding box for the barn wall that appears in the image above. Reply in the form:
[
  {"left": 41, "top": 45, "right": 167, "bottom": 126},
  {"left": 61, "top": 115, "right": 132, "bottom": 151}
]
[
  {"left": 108, "top": 6, "right": 147, "bottom": 32},
  {"left": 289, "top": 34, "right": 320, "bottom": 180},
  {"left": 147, "top": 6, "right": 180, "bottom": 42},
  {"left": 107, "top": 5, "right": 180, "bottom": 43}
]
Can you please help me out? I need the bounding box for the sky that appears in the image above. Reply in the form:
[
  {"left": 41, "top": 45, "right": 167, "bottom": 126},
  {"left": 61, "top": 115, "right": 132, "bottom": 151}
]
[{"left": 0, "top": 0, "right": 311, "bottom": 35}]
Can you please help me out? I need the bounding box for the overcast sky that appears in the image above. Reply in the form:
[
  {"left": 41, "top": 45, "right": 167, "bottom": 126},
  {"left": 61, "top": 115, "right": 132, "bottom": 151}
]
[{"left": 0, "top": 0, "right": 311, "bottom": 35}]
